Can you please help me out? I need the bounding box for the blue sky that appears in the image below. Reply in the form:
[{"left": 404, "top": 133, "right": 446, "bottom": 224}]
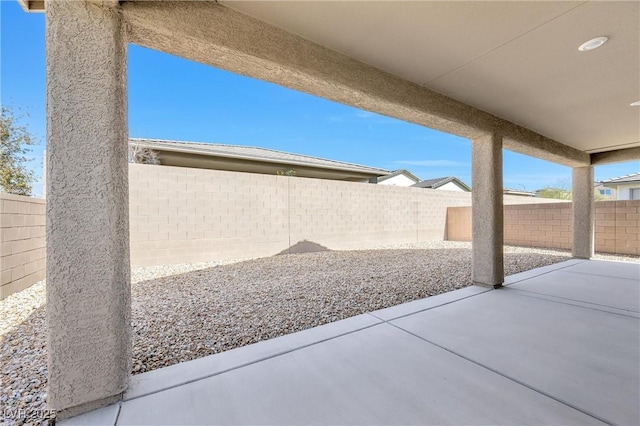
[{"left": 2, "top": 2, "right": 637, "bottom": 197}]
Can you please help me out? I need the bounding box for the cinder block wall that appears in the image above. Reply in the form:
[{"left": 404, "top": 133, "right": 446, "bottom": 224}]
[
  {"left": 129, "top": 164, "right": 290, "bottom": 266},
  {"left": 447, "top": 200, "right": 640, "bottom": 255},
  {"left": 0, "top": 164, "right": 567, "bottom": 297},
  {"left": 129, "top": 164, "right": 556, "bottom": 267},
  {"left": 0, "top": 193, "right": 46, "bottom": 300},
  {"left": 595, "top": 200, "right": 640, "bottom": 255}
]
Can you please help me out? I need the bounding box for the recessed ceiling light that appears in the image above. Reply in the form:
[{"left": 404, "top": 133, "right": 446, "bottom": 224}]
[
  {"left": 578, "top": 36, "right": 608, "bottom": 52},
  {"left": 631, "top": 101, "right": 640, "bottom": 106}
]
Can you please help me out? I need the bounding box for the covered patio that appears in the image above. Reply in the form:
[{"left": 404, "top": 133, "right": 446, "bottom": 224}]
[
  {"left": 17, "top": 0, "right": 640, "bottom": 422},
  {"left": 62, "top": 259, "right": 639, "bottom": 425}
]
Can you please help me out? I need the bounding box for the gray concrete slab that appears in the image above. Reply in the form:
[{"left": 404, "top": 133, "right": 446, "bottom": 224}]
[
  {"left": 370, "top": 285, "right": 490, "bottom": 321},
  {"left": 562, "top": 259, "right": 640, "bottom": 280},
  {"left": 392, "top": 288, "right": 640, "bottom": 425},
  {"left": 503, "top": 259, "right": 585, "bottom": 286},
  {"left": 509, "top": 269, "right": 639, "bottom": 312},
  {"left": 117, "top": 323, "right": 601, "bottom": 425},
  {"left": 62, "top": 260, "right": 638, "bottom": 426},
  {"left": 126, "top": 313, "right": 381, "bottom": 400},
  {"left": 57, "top": 403, "right": 120, "bottom": 426},
  {"left": 504, "top": 288, "right": 640, "bottom": 318}
]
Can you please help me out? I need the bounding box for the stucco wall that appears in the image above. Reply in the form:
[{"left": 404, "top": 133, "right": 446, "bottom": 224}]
[
  {"left": 438, "top": 181, "right": 466, "bottom": 192},
  {"left": 129, "top": 164, "right": 556, "bottom": 267},
  {"left": 377, "top": 174, "right": 417, "bottom": 187},
  {"left": 447, "top": 200, "right": 640, "bottom": 255},
  {"left": 614, "top": 183, "right": 640, "bottom": 201},
  {"left": 0, "top": 193, "right": 46, "bottom": 300}
]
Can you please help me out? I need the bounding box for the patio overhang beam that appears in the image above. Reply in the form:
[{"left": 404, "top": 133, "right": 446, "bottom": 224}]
[
  {"left": 121, "top": 0, "right": 590, "bottom": 168},
  {"left": 17, "top": 0, "right": 44, "bottom": 12},
  {"left": 590, "top": 146, "right": 640, "bottom": 165},
  {"left": 18, "top": 0, "right": 121, "bottom": 12}
]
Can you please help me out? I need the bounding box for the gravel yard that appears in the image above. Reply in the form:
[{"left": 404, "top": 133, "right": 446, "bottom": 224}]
[{"left": 1, "top": 242, "right": 636, "bottom": 424}]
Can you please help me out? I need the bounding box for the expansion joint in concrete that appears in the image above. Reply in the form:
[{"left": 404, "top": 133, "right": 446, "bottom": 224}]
[{"left": 473, "top": 282, "right": 503, "bottom": 289}]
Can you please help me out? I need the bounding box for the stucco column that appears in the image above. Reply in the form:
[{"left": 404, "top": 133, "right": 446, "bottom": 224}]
[
  {"left": 572, "top": 166, "right": 594, "bottom": 259},
  {"left": 471, "top": 132, "right": 504, "bottom": 288},
  {"left": 46, "top": 0, "right": 130, "bottom": 418}
]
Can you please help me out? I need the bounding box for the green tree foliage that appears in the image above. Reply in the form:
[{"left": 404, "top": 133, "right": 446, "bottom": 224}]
[
  {"left": 536, "top": 187, "right": 572, "bottom": 200},
  {"left": 536, "top": 178, "right": 572, "bottom": 200},
  {"left": 593, "top": 190, "right": 608, "bottom": 201},
  {"left": 537, "top": 177, "right": 608, "bottom": 201},
  {"left": 276, "top": 168, "right": 296, "bottom": 176},
  {"left": 0, "top": 106, "right": 38, "bottom": 196}
]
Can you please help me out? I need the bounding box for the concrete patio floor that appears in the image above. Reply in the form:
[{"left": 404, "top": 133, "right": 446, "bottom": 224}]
[{"left": 62, "top": 259, "right": 639, "bottom": 425}]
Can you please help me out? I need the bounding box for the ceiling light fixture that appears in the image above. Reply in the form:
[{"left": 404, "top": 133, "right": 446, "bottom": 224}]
[
  {"left": 578, "top": 36, "right": 608, "bottom": 52},
  {"left": 631, "top": 101, "right": 640, "bottom": 106}
]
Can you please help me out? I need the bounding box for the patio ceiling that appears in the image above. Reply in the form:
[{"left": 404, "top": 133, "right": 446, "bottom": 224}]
[
  {"left": 221, "top": 1, "right": 639, "bottom": 155},
  {"left": 19, "top": 1, "right": 639, "bottom": 158},
  {"left": 21, "top": 1, "right": 638, "bottom": 163}
]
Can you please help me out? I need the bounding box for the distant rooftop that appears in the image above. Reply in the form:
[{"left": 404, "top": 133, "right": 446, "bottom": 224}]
[
  {"left": 129, "top": 138, "right": 390, "bottom": 182},
  {"left": 503, "top": 188, "right": 536, "bottom": 197},
  {"left": 376, "top": 169, "right": 420, "bottom": 184},
  {"left": 601, "top": 172, "right": 640, "bottom": 185},
  {"left": 412, "top": 176, "right": 471, "bottom": 191}
]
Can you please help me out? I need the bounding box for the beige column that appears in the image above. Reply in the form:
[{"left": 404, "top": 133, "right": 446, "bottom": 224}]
[
  {"left": 572, "top": 166, "right": 594, "bottom": 259},
  {"left": 46, "top": 0, "right": 130, "bottom": 418},
  {"left": 471, "top": 132, "right": 504, "bottom": 288}
]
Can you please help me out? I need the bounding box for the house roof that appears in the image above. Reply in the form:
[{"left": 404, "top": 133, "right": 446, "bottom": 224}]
[
  {"left": 376, "top": 169, "right": 421, "bottom": 184},
  {"left": 601, "top": 172, "right": 640, "bottom": 185},
  {"left": 503, "top": 188, "right": 536, "bottom": 197},
  {"left": 129, "top": 138, "right": 390, "bottom": 181},
  {"left": 412, "top": 176, "right": 471, "bottom": 191},
  {"left": 535, "top": 187, "right": 571, "bottom": 192}
]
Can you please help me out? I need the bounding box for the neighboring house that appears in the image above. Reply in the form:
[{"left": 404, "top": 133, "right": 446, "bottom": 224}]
[
  {"left": 503, "top": 188, "right": 536, "bottom": 197},
  {"left": 129, "top": 139, "right": 389, "bottom": 182},
  {"left": 412, "top": 176, "right": 471, "bottom": 192},
  {"left": 375, "top": 169, "right": 421, "bottom": 186},
  {"left": 594, "top": 182, "right": 616, "bottom": 200},
  {"left": 601, "top": 173, "right": 640, "bottom": 200}
]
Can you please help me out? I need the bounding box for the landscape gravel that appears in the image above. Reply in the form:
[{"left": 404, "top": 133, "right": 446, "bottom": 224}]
[{"left": 1, "top": 242, "right": 636, "bottom": 425}]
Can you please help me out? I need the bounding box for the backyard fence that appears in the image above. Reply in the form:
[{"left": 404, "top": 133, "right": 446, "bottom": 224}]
[
  {"left": 3, "top": 163, "right": 623, "bottom": 300},
  {"left": 128, "top": 164, "right": 552, "bottom": 267},
  {"left": 447, "top": 200, "right": 640, "bottom": 255},
  {"left": 0, "top": 193, "right": 46, "bottom": 299}
]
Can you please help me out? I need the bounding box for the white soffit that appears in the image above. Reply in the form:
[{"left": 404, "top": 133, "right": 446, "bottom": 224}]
[{"left": 222, "top": 1, "right": 640, "bottom": 154}]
